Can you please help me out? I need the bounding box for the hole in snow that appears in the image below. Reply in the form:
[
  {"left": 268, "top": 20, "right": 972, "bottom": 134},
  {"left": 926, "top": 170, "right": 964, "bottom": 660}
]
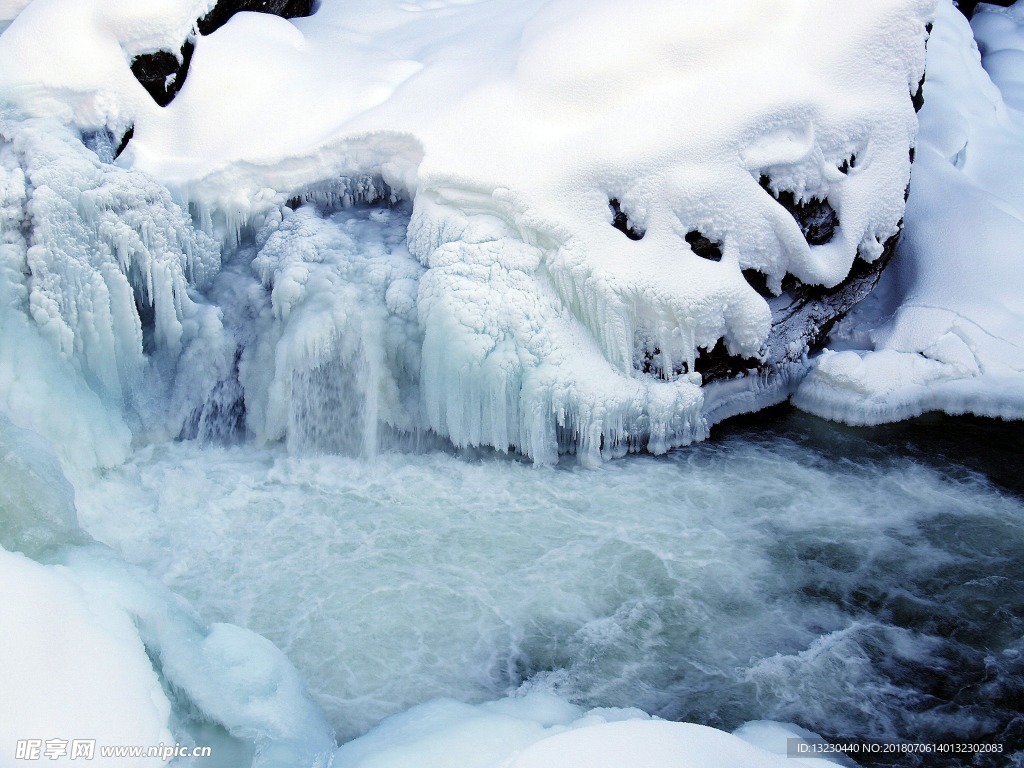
[
  {"left": 685, "top": 230, "right": 723, "bottom": 261},
  {"left": 608, "top": 198, "right": 644, "bottom": 241},
  {"left": 692, "top": 339, "right": 760, "bottom": 381},
  {"left": 759, "top": 175, "right": 839, "bottom": 246},
  {"left": 742, "top": 268, "right": 774, "bottom": 298},
  {"left": 838, "top": 154, "right": 857, "bottom": 175}
]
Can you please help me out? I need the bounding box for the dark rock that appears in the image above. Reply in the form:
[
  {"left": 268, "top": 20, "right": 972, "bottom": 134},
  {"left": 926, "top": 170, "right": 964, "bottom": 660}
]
[
  {"left": 131, "top": 40, "right": 195, "bottom": 107},
  {"left": 685, "top": 230, "right": 723, "bottom": 261},
  {"left": 956, "top": 0, "right": 1014, "bottom": 19},
  {"left": 608, "top": 198, "right": 644, "bottom": 241},
  {"left": 115, "top": 126, "right": 134, "bottom": 159},
  {"left": 197, "top": 0, "right": 315, "bottom": 36},
  {"left": 130, "top": 0, "right": 315, "bottom": 107},
  {"left": 759, "top": 175, "right": 839, "bottom": 246},
  {"left": 698, "top": 229, "right": 900, "bottom": 386},
  {"left": 912, "top": 73, "right": 926, "bottom": 113}
]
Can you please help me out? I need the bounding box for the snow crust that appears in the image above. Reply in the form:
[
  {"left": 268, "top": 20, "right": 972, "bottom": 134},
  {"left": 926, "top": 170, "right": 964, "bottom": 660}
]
[
  {"left": 795, "top": 0, "right": 1024, "bottom": 424},
  {"left": 0, "top": 0, "right": 932, "bottom": 463}
]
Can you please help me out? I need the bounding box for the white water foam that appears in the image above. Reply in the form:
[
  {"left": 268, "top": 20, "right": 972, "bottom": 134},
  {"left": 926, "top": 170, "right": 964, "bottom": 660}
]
[{"left": 75, "top": 429, "right": 1024, "bottom": 751}]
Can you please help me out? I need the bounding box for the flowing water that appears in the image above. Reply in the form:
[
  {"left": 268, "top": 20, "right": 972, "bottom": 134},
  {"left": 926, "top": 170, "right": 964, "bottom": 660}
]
[{"left": 74, "top": 408, "right": 1024, "bottom": 766}]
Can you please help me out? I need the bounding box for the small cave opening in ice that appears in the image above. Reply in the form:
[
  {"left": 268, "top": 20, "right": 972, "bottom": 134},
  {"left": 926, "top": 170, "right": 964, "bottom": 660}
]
[
  {"left": 635, "top": 337, "right": 760, "bottom": 384},
  {"left": 741, "top": 268, "right": 777, "bottom": 299},
  {"left": 608, "top": 198, "right": 644, "bottom": 241},
  {"left": 692, "top": 339, "right": 761, "bottom": 381},
  {"left": 684, "top": 230, "right": 723, "bottom": 261},
  {"left": 759, "top": 174, "right": 839, "bottom": 246}
]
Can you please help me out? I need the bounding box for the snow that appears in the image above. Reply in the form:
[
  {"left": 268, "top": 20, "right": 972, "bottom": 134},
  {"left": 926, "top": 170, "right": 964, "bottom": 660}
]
[
  {"left": 0, "top": 548, "right": 173, "bottom": 768},
  {"left": 0, "top": 420, "right": 336, "bottom": 768},
  {"left": 331, "top": 692, "right": 847, "bottom": 768},
  {"left": 1, "top": 3, "right": 1023, "bottom": 767},
  {"left": 794, "top": 0, "right": 1024, "bottom": 424},
  {"left": 0, "top": 541, "right": 338, "bottom": 768},
  {"left": 0, "top": 410, "right": 334, "bottom": 768}
]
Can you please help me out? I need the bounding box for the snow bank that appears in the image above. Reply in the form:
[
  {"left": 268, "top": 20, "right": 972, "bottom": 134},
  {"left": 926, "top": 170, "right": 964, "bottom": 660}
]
[
  {"left": 331, "top": 692, "right": 845, "bottom": 768},
  {"left": 0, "top": 0, "right": 212, "bottom": 130},
  {"left": 0, "top": 0, "right": 932, "bottom": 462},
  {"left": 0, "top": 542, "right": 337, "bottom": 768},
  {"left": 0, "top": 548, "right": 174, "bottom": 768},
  {"left": 795, "top": 0, "right": 1024, "bottom": 424}
]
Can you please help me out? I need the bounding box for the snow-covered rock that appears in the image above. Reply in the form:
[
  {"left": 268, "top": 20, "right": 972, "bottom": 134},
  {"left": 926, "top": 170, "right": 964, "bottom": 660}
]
[{"left": 795, "top": 0, "right": 1024, "bottom": 425}]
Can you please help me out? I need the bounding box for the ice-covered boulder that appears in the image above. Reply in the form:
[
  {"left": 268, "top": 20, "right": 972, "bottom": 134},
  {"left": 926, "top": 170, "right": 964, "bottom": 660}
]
[{"left": 330, "top": 692, "right": 847, "bottom": 768}]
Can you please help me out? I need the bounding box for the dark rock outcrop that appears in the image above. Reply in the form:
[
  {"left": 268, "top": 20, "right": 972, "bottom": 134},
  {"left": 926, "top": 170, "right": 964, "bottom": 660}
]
[
  {"left": 131, "top": 41, "right": 195, "bottom": 107},
  {"left": 197, "top": 0, "right": 315, "bottom": 35},
  {"left": 694, "top": 232, "right": 899, "bottom": 385},
  {"left": 956, "top": 0, "right": 1014, "bottom": 19}
]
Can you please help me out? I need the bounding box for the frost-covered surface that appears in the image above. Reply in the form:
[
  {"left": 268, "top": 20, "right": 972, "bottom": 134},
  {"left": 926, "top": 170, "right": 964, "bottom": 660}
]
[
  {"left": 0, "top": 0, "right": 932, "bottom": 464},
  {"left": 795, "top": 0, "right": 1024, "bottom": 424}
]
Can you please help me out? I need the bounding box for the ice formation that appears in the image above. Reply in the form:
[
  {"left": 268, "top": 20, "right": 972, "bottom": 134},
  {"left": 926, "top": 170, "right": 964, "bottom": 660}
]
[
  {"left": 0, "top": 0, "right": 934, "bottom": 466},
  {"left": 795, "top": 0, "right": 1024, "bottom": 423},
  {"left": 0, "top": 111, "right": 235, "bottom": 468}
]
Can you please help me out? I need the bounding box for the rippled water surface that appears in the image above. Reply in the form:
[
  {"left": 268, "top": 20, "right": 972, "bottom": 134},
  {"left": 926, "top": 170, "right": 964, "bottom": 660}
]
[{"left": 77, "top": 409, "right": 1024, "bottom": 765}]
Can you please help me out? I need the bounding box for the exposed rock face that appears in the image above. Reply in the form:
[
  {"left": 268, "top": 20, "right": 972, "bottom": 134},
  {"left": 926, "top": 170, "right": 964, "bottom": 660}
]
[
  {"left": 130, "top": 41, "right": 195, "bottom": 107},
  {"left": 197, "top": 0, "right": 315, "bottom": 35},
  {"left": 130, "top": 0, "right": 315, "bottom": 108},
  {"left": 956, "top": 0, "right": 1014, "bottom": 19},
  {"left": 695, "top": 232, "right": 899, "bottom": 386}
]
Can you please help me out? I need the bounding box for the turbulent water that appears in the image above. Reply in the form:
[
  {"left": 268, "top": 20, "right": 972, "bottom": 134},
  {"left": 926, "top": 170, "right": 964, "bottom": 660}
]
[{"left": 74, "top": 409, "right": 1024, "bottom": 766}]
